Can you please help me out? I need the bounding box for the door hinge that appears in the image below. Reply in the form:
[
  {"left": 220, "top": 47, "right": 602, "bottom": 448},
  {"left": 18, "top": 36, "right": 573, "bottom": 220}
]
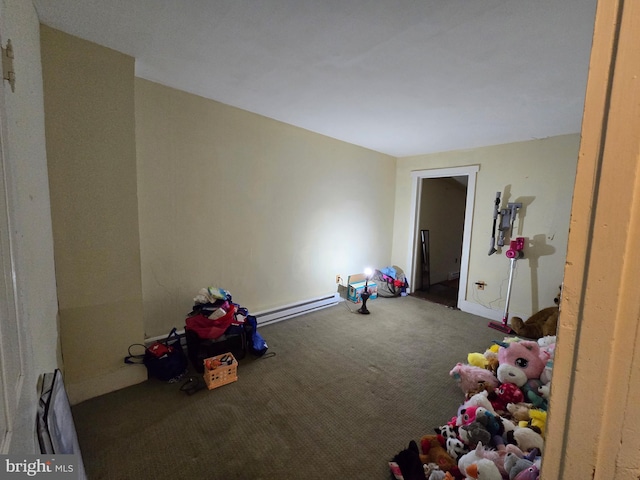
[{"left": 2, "top": 39, "right": 15, "bottom": 93}]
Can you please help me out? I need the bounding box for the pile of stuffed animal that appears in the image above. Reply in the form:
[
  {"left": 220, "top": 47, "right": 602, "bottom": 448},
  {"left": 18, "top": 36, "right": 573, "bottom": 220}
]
[{"left": 389, "top": 335, "right": 556, "bottom": 480}]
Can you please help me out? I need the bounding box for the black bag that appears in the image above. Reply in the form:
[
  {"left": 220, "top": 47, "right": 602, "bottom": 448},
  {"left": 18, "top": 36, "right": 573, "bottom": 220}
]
[
  {"left": 185, "top": 325, "right": 247, "bottom": 373},
  {"left": 125, "top": 328, "right": 188, "bottom": 382}
]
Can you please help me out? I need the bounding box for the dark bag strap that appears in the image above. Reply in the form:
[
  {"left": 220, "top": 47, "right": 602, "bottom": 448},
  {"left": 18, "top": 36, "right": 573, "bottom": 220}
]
[
  {"left": 124, "top": 343, "right": 147, "bottom": 364},
  {"left": 164, "top": 327, "right": 181, "bottom": 345},
  {"left": 179, "top": 376, "right": 206, "bottom": 396}
]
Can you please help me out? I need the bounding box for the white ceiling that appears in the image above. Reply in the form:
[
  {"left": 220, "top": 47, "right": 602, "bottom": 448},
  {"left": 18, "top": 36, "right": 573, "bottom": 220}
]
[{"left": 33, "top": 0, "right": 598, "bottom": 157}]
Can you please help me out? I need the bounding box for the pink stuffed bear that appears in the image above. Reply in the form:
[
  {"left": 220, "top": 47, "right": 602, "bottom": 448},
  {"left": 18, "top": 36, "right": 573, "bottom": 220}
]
[{"left": 496, "top": 341, "right": 547, "bottom": 387}]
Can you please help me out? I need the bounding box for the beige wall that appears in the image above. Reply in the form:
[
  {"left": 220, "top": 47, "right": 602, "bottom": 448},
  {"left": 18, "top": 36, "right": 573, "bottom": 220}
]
[
  {"left": 0, "top": 0, "right": 61, "bottom": 452},
  {"left": 40, "top": 26, "right": 146, "bottom": 404},
  {"left": 135, "top": 79, "right": 397, "bottom": 337},
  {"left": 392, "top": 134, "right": 579, "bottom": 320}
]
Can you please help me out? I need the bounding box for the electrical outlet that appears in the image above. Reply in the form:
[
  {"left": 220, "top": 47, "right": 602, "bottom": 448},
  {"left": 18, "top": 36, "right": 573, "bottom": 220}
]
[
  {"left": 475, "top": 281, "right": 486, "bottom": 290},
  {"left": 336, "top": 274, "right": 342, "bottom": 284}
]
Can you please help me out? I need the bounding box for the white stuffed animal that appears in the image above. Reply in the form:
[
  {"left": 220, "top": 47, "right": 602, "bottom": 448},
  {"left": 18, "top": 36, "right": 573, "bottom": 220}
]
[{"left": 464, "top": 458, "right": 502, "bottom": 480}]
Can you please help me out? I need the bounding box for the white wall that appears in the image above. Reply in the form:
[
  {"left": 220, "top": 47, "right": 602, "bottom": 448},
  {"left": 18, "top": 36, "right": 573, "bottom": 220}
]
[
  {"left": 392, "top": 134, "right": 579, "bottom": 320},
  {"left": 0, "top": 0, "right": 61, "bottom": 452}
]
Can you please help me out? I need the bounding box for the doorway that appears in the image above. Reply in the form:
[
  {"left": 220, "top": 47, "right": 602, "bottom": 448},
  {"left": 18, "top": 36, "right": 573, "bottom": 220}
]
[{"left": 406, "top": 166, "right": 479, "bottom": 310}]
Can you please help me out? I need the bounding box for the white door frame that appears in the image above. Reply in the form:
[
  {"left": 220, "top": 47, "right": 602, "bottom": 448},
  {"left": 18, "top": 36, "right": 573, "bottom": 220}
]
[
  {"left": 406, "top": 165, "right": 479, "bottom": 310},
  {"left": 0, "top": 24, "right": 25, "bottom": 453}
]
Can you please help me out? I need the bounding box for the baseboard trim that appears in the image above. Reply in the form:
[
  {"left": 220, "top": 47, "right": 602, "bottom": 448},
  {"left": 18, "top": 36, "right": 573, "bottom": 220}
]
[
  {"left": 458, "top": 299, "right": 527, "bottom": 325},
  {"left": 459, "top": 300, "right": 503, "bottom": 322}
]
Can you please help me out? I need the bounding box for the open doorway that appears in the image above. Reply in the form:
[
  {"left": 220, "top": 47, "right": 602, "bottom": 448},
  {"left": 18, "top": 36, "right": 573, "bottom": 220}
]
[
  {"left": 411, "top": 177, "right": 467, "bottom": 307},
  {"left": 406, "top": 166, "right": 478, "bottom": 310}
]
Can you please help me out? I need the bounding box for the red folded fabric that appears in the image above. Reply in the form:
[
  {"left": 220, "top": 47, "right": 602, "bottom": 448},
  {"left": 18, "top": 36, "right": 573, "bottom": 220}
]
[{"left": 185, "top": 305, "right": 236, "bottom": 339}]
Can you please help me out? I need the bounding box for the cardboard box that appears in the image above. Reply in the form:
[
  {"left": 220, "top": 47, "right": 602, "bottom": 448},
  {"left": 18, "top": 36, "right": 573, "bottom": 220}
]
[{"left": 347, "top": 274, "right": 378, "bottom": 303}]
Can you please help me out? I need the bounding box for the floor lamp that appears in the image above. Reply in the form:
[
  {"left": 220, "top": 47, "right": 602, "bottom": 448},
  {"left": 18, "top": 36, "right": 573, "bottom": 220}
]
[{"left": 358, "top": 268, "right": 373, "bottom": 315}]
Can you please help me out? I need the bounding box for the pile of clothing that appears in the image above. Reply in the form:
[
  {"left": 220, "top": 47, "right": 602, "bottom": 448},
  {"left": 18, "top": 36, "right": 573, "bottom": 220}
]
[{"left": 185, "top": 287, "right": 268, "bottom": 371}]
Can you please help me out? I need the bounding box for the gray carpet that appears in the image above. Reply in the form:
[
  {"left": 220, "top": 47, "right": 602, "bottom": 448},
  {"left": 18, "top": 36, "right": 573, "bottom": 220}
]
[{"left": 72, "top": 295, "right": 503, "bottom": 479}]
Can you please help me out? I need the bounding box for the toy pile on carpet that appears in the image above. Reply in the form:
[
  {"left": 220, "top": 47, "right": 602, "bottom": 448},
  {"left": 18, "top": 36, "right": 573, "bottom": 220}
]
[{"left": 389, "top": 334, "right": 556, "bottom": 480}]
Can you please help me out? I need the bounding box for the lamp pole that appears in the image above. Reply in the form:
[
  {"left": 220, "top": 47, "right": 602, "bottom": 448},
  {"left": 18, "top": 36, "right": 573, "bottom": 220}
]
[{"left": 358, "top": 269, "right": 372, "bottom": 314}]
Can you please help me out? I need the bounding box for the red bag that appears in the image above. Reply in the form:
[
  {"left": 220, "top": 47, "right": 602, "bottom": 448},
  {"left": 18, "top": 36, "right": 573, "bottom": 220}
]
[{"left": 185, "top": 304, "right": 236, "bottom": 340}]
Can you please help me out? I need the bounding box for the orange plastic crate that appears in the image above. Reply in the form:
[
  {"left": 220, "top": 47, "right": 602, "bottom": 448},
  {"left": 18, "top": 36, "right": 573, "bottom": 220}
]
[{"left": 202, "top": 352, "right": 238, "bottom": 390}]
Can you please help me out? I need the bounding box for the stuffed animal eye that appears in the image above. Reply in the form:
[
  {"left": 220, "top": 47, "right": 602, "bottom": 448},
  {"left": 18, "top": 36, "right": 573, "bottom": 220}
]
[{"left": 515, "top": 357, "right": 529, "bottom": 368}]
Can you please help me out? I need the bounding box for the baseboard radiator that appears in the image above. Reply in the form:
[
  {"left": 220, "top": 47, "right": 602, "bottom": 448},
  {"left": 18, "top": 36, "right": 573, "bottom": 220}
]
[
  {"left": 253, "top": 293, "right": 341, "bottom": 326},
  {"left": 145, "top": 293, "right": 341, "bottom": 344}
]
